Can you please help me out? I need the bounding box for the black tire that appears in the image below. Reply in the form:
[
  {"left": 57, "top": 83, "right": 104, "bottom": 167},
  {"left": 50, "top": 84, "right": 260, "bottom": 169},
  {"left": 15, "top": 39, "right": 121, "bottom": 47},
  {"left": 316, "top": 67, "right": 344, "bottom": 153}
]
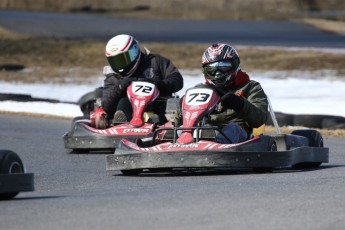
[
  {"left": 266, "top": 112, "right": 294, "bottom": 126},
  {"left": 121, "top": 169, "right": 143, "bottom": 175},
  {"left": 293, "top": 115, "right": 334, "bottom": 129},
  {"left": 0, "top": 64, "right": 25, "bottom": 71},
  {"left": 253, "top": 137, "right": 277, "bottom": 173},
  {"left": 94, "top": 87, "right": 103, "bottom": 98},
  {"left": 78, "top": 87, "right": 103, "bottom": 116},
  {"left": 72, "top": 149, "right": 90, "bottom": 154},
  {"left": 291, "top": 129, "right": 323, "bottom": 168},
  {"left": 0, "top": 150, "right": 25, "bottom": 199},
  {"left": 0, "top": 93, "right": 32, "bottom": 102},
  {"left": 78, "top": 91, "right": 95, "bottom": 115},
  {"left": 291, "top": 129, "right": 323, "bottom": 147},
  {"left": 321, "top": 116, "right": 345, "bottom": 130}
]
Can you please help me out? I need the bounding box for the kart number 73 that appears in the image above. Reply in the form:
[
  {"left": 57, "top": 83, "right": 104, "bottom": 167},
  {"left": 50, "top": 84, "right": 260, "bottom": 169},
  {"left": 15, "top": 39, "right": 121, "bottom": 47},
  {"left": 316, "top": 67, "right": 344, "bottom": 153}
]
[{"left": 185, "top": 88, "right": 214, "bottom": 105}]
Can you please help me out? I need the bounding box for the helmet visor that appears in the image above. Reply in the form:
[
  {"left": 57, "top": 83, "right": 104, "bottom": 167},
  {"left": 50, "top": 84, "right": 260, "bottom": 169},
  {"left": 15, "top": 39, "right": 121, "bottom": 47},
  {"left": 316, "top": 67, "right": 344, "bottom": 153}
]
[
  {"left": 203, "top": 61, "right": 234, "bottom": 78},
  {"left": 107, "top": 45, "right": 139, "bottom": 73}
]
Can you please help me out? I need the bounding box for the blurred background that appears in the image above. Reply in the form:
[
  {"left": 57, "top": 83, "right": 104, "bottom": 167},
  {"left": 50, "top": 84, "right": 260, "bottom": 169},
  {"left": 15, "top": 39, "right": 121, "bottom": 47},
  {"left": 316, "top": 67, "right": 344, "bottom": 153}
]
[{"left": 1, "top": 0, "right": 344, "bottom": 20}]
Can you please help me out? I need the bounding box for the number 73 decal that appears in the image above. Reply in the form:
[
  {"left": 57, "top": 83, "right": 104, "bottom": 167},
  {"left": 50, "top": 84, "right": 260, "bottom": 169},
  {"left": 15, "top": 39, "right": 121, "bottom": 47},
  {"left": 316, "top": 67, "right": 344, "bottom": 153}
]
[{"left": 185, "top": 88, "right": 213, "bottom": 105}]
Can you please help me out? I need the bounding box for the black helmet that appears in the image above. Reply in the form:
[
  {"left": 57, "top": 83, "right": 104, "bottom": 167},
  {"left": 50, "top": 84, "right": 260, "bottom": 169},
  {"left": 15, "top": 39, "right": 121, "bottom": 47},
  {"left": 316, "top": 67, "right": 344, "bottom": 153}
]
[{"left": 202, "top": 43, "right": 240, "bottom": 87}]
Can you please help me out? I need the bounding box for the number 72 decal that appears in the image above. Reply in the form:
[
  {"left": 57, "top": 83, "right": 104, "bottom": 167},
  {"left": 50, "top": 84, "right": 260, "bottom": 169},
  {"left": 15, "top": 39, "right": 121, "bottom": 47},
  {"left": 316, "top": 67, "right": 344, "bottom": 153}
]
[{"left": 131, "top": 82, "right": 155, "bottom": 96}]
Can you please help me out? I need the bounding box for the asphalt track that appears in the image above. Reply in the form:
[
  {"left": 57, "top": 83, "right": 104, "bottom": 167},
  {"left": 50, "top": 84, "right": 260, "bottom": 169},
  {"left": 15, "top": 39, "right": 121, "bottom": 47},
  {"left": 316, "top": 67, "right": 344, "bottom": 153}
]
[
  {"left": 0, "top": 10, "right": 345, "bottom": 47},
  {"left": 0, "top": 114, "right": 344, "bottom": 229},
  {"left": 1, "top": 11, "right": 345, "bottom": 229}
]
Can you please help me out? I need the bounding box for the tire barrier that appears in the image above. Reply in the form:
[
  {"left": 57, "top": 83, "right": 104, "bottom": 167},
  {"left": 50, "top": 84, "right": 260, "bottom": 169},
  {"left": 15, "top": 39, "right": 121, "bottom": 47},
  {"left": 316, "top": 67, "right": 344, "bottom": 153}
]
[
  {"left": 266, "top": 112, "right": 345, "bottom": 130},
  {"left": 0, "top": 64, "right": 25, "bottom": 71},
  {"left": 1, "top": 92, "right": 344, "bottom": 130},
  {"left": 0, "top": 93, "right": 75, "bottom": 104}
]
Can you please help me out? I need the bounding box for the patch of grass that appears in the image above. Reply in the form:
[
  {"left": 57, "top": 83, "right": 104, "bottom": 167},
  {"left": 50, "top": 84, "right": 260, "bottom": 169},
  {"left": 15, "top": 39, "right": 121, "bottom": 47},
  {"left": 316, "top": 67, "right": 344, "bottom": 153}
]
[
  {"left": 1, "top": 35, "right": 345, "bottom": 83},
  {"left": 302, "top": 18, "right": 345, "bottom": 34}
]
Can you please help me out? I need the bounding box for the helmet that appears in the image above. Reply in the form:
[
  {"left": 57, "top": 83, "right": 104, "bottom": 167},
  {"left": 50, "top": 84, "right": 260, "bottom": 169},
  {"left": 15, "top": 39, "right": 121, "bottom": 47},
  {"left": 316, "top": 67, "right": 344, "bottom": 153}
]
[
  {"left": 201, "top": 43, "right": 240, "bottom": 87},
  {"left": 105, "top": 34, "right": 141, "bottom": 77}
]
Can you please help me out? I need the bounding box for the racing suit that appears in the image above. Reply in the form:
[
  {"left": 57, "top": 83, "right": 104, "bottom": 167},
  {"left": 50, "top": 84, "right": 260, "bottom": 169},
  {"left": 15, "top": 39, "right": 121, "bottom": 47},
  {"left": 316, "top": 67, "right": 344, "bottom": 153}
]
[
  {"left": 208, "top": 70, "right": 268, "bottom": 142},
  {"left": 174, "top": 70, "right": 267, "bottom": 143},
  {"left": 101, "top": 51, "right": 183, "bottom": 122}
]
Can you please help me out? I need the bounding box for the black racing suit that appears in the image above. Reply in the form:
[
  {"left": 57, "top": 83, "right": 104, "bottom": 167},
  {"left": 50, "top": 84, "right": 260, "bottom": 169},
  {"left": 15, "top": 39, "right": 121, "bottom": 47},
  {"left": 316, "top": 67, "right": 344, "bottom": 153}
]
[{"left": 101, "top": 52, "right": 183, "bottom": 122}]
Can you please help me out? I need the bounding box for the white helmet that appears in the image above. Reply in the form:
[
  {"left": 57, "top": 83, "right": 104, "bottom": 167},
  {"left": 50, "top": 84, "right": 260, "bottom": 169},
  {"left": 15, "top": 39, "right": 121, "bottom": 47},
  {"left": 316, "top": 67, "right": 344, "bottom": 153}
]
[{"left": 105, "top": 34, "right": 141, "bottom": 77}]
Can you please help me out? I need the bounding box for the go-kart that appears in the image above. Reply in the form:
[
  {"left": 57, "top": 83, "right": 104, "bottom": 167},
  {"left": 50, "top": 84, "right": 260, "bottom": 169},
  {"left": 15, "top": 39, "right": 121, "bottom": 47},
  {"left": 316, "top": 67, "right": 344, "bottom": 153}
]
[
  {"left": 0, "top": 150, "right": 34, "bottom": 199},
  {"left": 106, "top": 85, "right": 329, "bottom": 175},
  {"left": 63, "top": 80, "right": 179, "bottom": 153}
]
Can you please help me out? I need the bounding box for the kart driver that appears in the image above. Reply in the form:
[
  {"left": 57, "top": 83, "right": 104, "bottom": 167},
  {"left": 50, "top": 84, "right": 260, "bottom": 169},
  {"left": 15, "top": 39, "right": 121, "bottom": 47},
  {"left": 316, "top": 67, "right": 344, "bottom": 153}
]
[
  {"left": 200, "top": 43, "right": 268, "bottom": 143},
  {"left": 101, "top": 34, "right": 183, "bottom": 125}
]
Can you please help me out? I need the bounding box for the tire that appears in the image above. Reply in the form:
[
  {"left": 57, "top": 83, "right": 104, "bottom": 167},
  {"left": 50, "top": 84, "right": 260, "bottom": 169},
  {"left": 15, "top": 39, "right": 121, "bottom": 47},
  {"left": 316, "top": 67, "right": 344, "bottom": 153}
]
[
  {"left": 72, "top": 149, "right": 90, "bottom": 154},
  {"left": 78, "top": 87, "right": 103, "bottom": 116},
  {"left": 293, "top": 115, "right": 333, "bottom": 129},
  {"left": 291, "top": 129, "right": 323, "bottom": 168},
  {"left": 0, "top": 64, "right": 25, "bottom": 71},
  {"left": 253, "top": 137, "right": 277, "bottom": 173},
  {"left": 266, "top": 112, "right": 294, "bottom": 126},
  {"left": 0, "top": 150, "right": 25, "bottom": 199},
  {"left": 321, "top": 116, "right": 345, "bottom": 130},
  {"left": 0, "top": 93, "right": 32, "bottom": 102},
  {"left": 121, "top": 169, "right": 143, "bottom": 175}
]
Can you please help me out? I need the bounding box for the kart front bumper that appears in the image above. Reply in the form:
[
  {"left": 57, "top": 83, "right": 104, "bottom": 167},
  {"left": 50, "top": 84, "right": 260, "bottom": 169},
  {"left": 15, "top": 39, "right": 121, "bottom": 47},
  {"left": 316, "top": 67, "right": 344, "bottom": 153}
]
[{"left": 106, "top": 146, "right": 329, "bottom": 171}]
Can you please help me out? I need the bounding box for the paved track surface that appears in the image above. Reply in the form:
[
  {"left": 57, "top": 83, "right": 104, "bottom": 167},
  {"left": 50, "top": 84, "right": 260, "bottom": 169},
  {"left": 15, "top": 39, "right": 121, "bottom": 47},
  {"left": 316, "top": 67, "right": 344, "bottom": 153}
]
[
  {"left": 0, "top": 114, "right": 344, "bottom": 230},
  {"left": 1, "top": 10, "right": 345, "bottom": 229},
  {"left": 0, "top": 10, "right": 344, "bottom": 47}
]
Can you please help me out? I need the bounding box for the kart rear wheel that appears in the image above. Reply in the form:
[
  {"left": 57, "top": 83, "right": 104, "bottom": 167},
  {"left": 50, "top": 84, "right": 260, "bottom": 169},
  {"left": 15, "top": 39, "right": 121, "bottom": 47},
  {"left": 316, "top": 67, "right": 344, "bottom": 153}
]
[
  {"left": 0, "top": 150, "right": 24, "bottom": 199},
  {"left": 78, "top": 87, "right": 103, "bottom": 116},
  {"left": 291, "top": 129, "right": 323, "bottom": 168},
  {"left": 253, "top": 137, "right": 277, "bottom": 173}
]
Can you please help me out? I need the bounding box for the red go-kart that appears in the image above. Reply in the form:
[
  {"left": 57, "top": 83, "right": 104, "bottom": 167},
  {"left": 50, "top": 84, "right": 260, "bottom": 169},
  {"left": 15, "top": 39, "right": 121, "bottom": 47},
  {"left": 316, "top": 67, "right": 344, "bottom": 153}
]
[
  {"left": 63, "top": 80, "right": 178, "bottom": 153},
  {"left": 106, "top": 85, "right": 329, "bottom": 175}
]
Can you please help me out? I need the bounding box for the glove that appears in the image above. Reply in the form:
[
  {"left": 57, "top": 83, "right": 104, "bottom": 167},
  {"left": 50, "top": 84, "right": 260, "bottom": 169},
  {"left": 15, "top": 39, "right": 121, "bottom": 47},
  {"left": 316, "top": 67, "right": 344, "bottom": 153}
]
[
  {"left": 118, "top": 77, "right": 134, "bottom": 91},
  {"left": 221, "top": 93, "right": 244, "bottom": 111}
]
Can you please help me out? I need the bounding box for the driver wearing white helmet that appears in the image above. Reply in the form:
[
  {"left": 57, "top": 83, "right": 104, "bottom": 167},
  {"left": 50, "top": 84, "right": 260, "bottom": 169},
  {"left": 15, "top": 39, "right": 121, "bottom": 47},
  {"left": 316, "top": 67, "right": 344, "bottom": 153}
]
[{"left": 101, "top": 34, "right": 183, "bottom": 124}]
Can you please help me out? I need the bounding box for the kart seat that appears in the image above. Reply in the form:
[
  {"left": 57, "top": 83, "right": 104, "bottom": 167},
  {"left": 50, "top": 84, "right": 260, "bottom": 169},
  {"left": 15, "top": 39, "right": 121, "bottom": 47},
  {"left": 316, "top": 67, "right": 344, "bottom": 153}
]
[{"left": 252, "top": 124, "right": 265, "bottom": 136}]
